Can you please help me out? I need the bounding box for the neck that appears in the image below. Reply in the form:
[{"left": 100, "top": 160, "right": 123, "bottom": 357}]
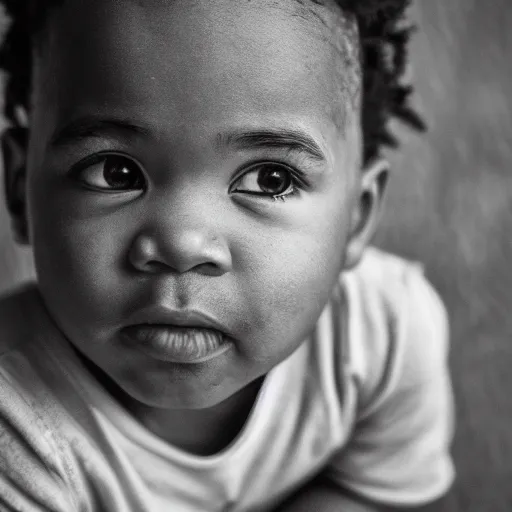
[
  {"left": 71, "top": 344, "right": 264, "bottom": 456},
  {"left": 128, "top": 377, "right": 264, "bottom": 456}
]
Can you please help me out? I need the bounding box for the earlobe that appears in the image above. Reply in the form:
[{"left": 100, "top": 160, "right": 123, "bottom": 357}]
[
  {"left": 1, "top": 127, "right": 30, "bottom": 245},
  {"left": 344, "top": 158, "right": 390, "bottom": 270}
]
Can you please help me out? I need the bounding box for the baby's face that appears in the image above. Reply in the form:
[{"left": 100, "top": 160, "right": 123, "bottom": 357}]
[{"left": 26, "top": 0, "right": 362, "bottom": 408}]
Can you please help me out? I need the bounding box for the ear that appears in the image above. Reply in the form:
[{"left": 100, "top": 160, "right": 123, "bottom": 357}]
[
  {"left": 344, "top": 158, "right": 390, "bottom": 270},
  {"left": 2, "top": 127, "right": 30, "bottom": 245}
]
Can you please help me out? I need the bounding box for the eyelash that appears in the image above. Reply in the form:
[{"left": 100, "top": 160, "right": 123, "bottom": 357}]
[
  {"left": 70, "top": 153, "right": 309, "bottom": 201},
  {"left": 70, "top": 152, "right": 146, "bottom": 193},
  {"left": 229, "top": 160, "right": 308, "bottom": 202}
]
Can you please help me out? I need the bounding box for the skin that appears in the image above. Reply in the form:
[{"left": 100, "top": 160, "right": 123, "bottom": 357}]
[{"left": 4, "top": 0, "right": 390, "bottom": 504}]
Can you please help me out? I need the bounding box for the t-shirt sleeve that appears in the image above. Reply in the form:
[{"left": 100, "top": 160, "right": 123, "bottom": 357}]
[
  {"left": 325, "top": 257, "right": 455, "bottom": 506},
  {"left": 0, "top": 367, "right": 78, "bottom": 512}
]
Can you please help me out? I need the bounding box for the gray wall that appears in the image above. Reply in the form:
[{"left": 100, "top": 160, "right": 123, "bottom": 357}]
[
  {"left": 375, "top": 1, "right": 512, "bottom": 510},
  {"left": 0, "top": 2, "right": 511, "bottom": 510}
]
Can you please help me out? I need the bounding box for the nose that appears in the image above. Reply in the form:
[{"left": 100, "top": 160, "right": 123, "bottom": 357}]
[{"left": 128, "top": 223, "right": 232, "bottom": 277}]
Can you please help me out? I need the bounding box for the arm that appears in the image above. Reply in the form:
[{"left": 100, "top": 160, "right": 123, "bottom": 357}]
[
  {"left": 274, "top": 478, "right": 451, "bottom": 512},
  {"left": 274, "top": 478, "right": 380, "bottom": 512}
]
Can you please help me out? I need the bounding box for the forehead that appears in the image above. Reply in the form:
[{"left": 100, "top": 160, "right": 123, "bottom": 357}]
[{"left": 33, "top": 0, "right": 359, "bottom": 144}]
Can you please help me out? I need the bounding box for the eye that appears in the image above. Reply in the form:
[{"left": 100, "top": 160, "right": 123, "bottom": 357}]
[
  {"left": 74, "top": 155, "right": 145, "bottom": 191},
  {"left": 230, "top": 162, "right": 300, "bottom": 200}
]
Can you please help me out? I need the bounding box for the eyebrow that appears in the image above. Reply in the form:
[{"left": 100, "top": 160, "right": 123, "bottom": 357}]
[
  {"left": 49, "top": 117, "right": 328, "bottom": 164},
  {"left": 220, "top": 129, "right": 327, "bottom": 163},
  {"left": 49, "top": 117, "right": 151, "bottom": 148}
]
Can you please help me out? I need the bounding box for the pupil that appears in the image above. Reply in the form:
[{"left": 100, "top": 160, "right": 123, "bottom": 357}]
[
  {"left": 104, "top": 158, "right": 140, "bottom": 188},
  {"left": 257, "top": 166, "right": 290, "bottom": 194}
]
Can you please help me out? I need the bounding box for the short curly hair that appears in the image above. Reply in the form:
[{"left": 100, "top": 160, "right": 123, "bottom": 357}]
[{"left": 0, "top": 0, "right": 425, "bottom": 165}]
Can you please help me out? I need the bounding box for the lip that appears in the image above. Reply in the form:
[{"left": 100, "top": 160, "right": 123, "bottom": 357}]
[
  {"left": 124, "top": 305, "right": 231, "bottom": 333},
  {"left": 121, "top": 306, "right": 233, "bottom": 364}
]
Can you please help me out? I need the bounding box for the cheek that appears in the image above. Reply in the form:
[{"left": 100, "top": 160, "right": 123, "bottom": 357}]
[
  {"left": 28, "top": 187, "right": 134, "bottom": 330},
  {"left": 235, "top": 204, "right": 349, "bottom": 360}
]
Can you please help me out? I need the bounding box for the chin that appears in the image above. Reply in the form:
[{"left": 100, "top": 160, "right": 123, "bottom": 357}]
[{"left": 122, "top": 375, "right": 234, "bottom": 411}]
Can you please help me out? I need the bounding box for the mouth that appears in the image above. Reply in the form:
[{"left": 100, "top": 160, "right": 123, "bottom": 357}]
[{"left": 121, "top": 307, "right": 234, "bottom": 364}]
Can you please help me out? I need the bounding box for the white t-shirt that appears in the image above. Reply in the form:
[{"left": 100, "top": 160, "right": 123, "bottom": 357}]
[{"left": 0, "top": 248, "right": 454, "bottom": 512}]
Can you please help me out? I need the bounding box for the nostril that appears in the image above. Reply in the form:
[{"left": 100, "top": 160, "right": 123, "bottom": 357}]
[
  {"left": 144, "top": 260, "right": 171, "bottom": 273},
  {"left": 137, "top": 259, "right": 224, "bottom": 276},
  {"left": 195, "top": 262, "right": 225, "bottom": 277}
]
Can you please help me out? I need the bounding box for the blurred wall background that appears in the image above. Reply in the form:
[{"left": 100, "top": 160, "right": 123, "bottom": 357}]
[
  {"left": 375, "top": 1, "right": 512, "bottom": 510},
  {"left": 0, "top": 1, "right": 511, "bottom": 511}
]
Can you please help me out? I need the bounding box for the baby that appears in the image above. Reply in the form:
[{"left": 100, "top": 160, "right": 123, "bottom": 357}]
[{"left": 0, "top": 0, "right": 454, "bottom": 511}]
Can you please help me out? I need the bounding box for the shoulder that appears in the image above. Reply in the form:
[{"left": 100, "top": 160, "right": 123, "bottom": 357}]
[
  {"left": 322, "top": 249, "right": 454, "bottom": 506},
  {"left": 0, "top": 283, "right": 38, "bottom": 355},
  {"left": 0, "top": 367, "right": 81, "bottom": 511},
  {"left": 0, "top": 348, "right": 70, "bottom": 508},
  {"left": 0, "top": 285, "right": 64, "bottom": 459},
  {"left": 340, "top": 247, "right": 449, "bottom": 415},
  {"left": 0, "top": 284, "right": 53, "bottom": 423},
  {"left": 0, "top": 284, "right": 60, "bottom": 407},
  {"left": 344, "top": 246, "right": 433, "bottom": 309},
  {"left": 0, "top": 285, "right": 86, "bottom": 509}
]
